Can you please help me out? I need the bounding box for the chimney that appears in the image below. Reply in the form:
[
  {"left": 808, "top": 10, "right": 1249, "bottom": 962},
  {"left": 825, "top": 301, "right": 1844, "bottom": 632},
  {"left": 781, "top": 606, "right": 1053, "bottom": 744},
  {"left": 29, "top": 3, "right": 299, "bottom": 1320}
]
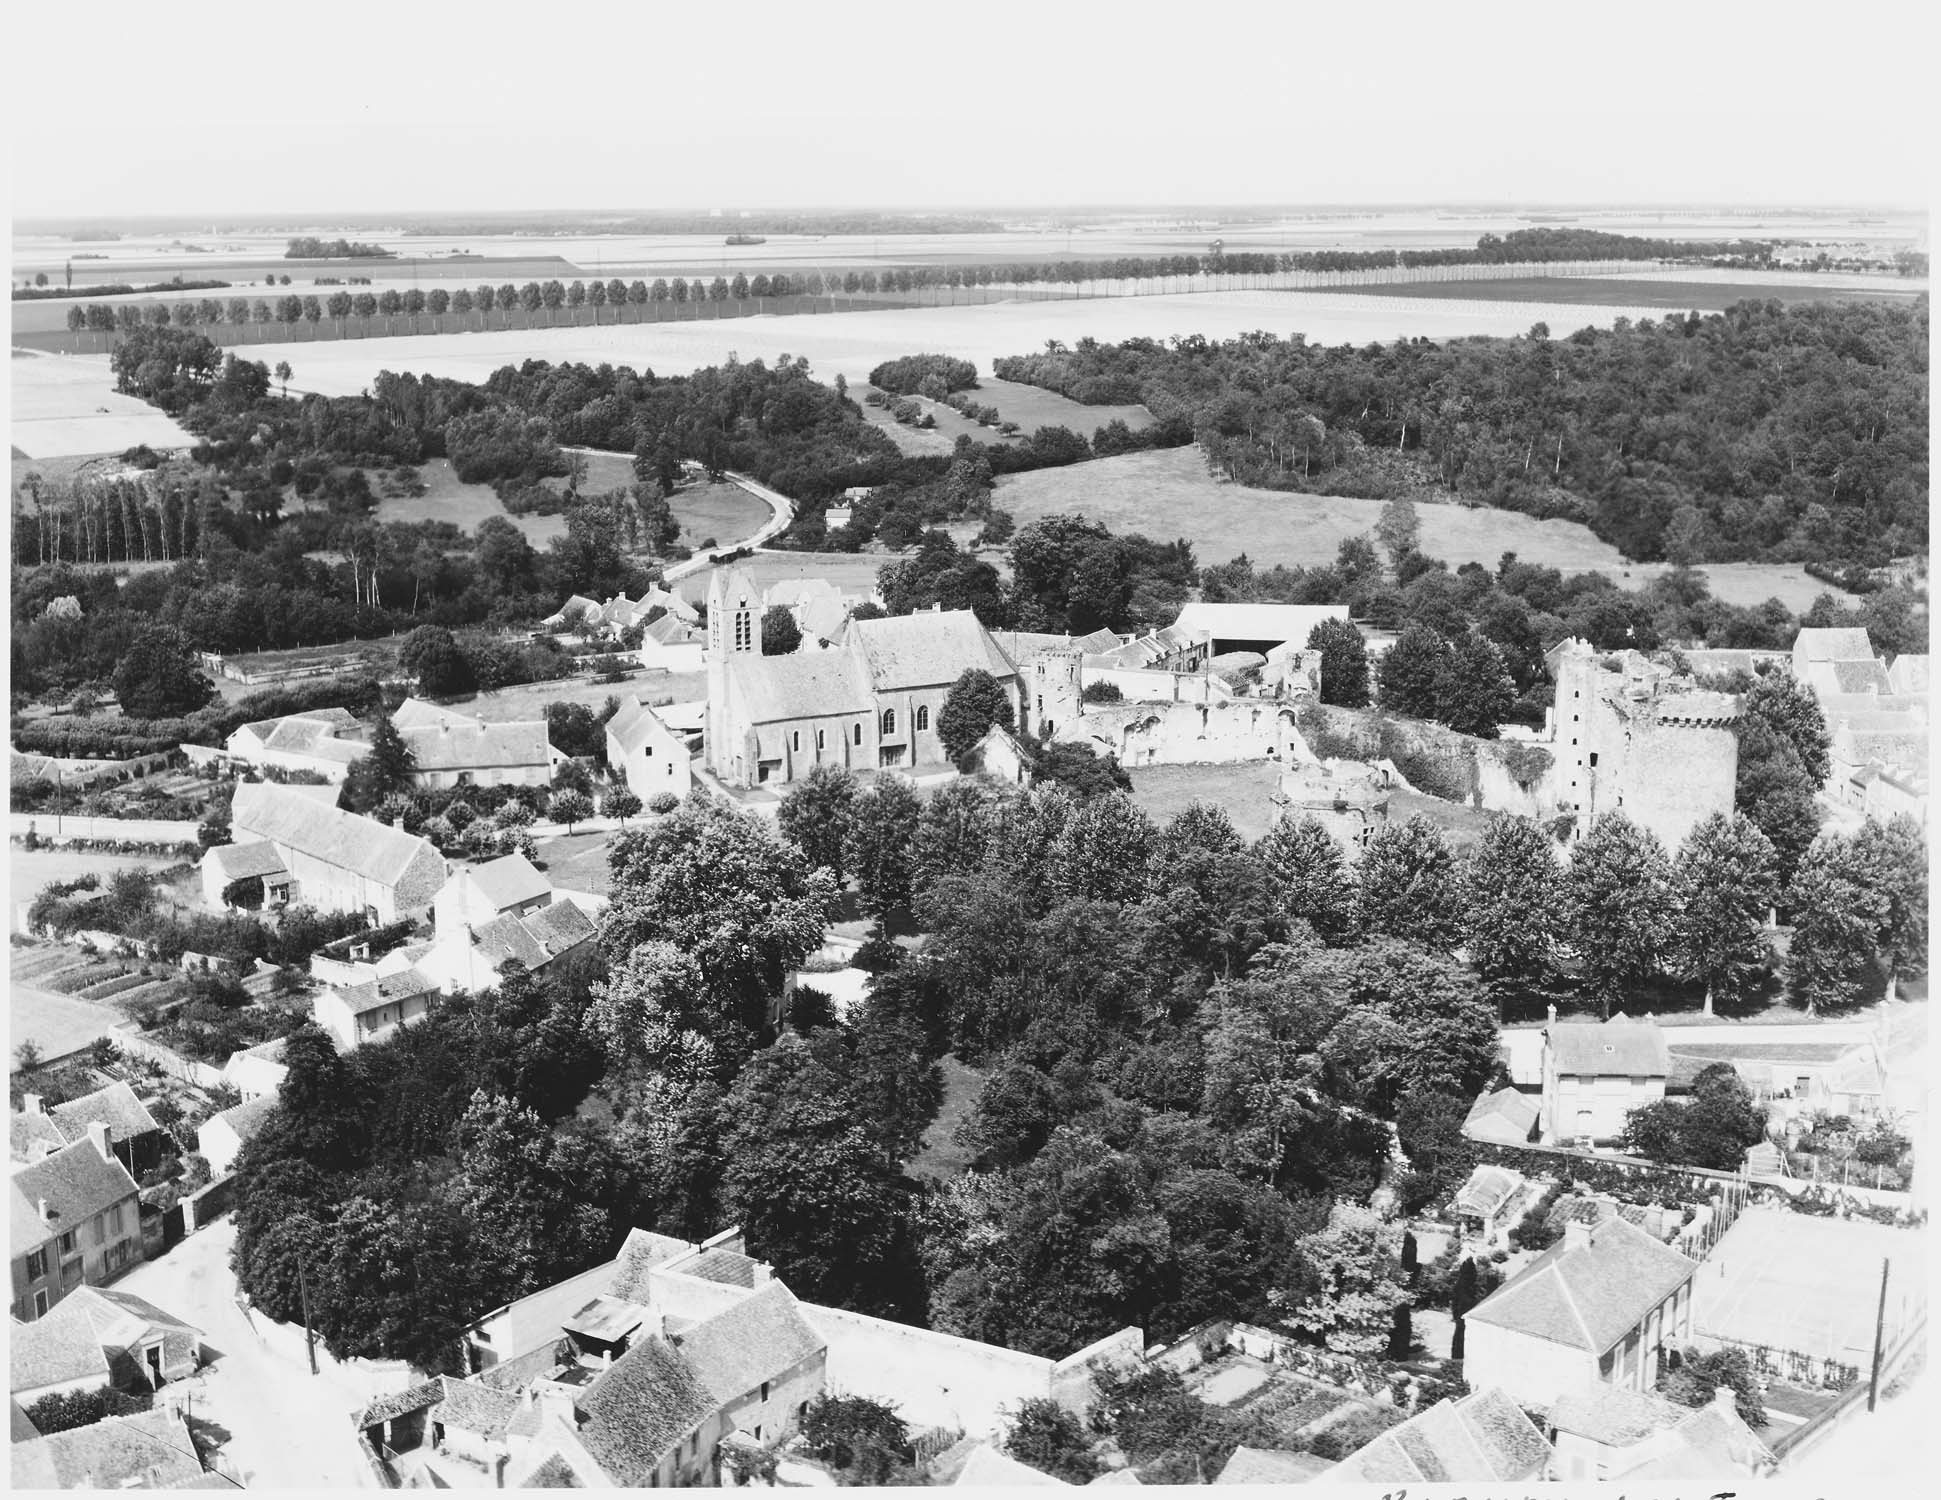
[
  {"left": 1711, "top": 1384, "right": 1739, "bottom": 1417},
  {"left": 23, "top": 1094, "right": 42, "bottom": 1115},
  {"left": 88, "top": 1121, "right": 113, "bottom": 1163},
  {"left": 1562, "top": 1219, "right": 1592, "bottom": 1253},
  {"left": 37, "top": 1197, "right": 51, "bottom": 1225},
  {"left": 601, "top": 1349, "right": 612, "bottom": 1369}
]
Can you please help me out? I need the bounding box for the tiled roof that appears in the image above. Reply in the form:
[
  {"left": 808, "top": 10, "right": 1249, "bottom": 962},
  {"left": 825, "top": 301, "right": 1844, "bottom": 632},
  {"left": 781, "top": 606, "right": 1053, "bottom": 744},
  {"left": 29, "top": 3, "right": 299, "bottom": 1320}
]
[
  {"left": 11, "top": 1398, "right": 38, "bottom": 1442},
  {"left": 1462, "top": 1087, "right": 1539, "bottom": 1141},
  {"left": 331, "top": 966, "right": 440, "bottom": 1019},
  {"left": 433, "top": 1374, "right": 522, "bottom": 1438},
  {"left": 9, "top": 1295, "right": 113, "bottom": 1394},
  {"left": 952, "top": 1441, "right": 1071, "bottom": 1486},
  {"left": 1328, "top": 1389, "right": 1549, "bottom": 1485},
  {"left": 10, "top": 1406, "right": 206, "bottom": 1489},
  {"left": 352, "top": 1379, "right": 444, "bottom": 1430},
  {"left": 9, "top": 1180, "right": 54, "bottom": 1257},
  {"left": 201, "top": 1093, "right": 278, "bottom": 1148},
  {"left": 849, "top": 610, "right": 1019, "bottom": 692},
  {"left": 1215, "top": 1446, "right": 1331, "bottom": 1483},
  {"left": 476, "top": 1342, "right": 569, "bottom": 1393},
  {"left": 575, "top": 1336, "right": 717, "bottom": 1485},
  {"left": 202, "top": 839, "right": 289, "bottom": 882},
  {"left": 469, "top": 899, "right": 597, "bottom": 972},
  {"left": 50, "top": 1082, "right": 162, "bottom": 1146},
  {"left": 671, "top": 1281, "right": 825, "bottom": 1406},
  {"left": 1547, "top": 1383, "right": 1686, "bottom": 1446},
  {"left": 462, "top": 852, "right": 552, "bottom": 912},
  {"left": 608, "top": 700, "right": 685, "bottom": 758},
  {"left": 679, "top": 1247, "right": 760, "bottom": 1289},
  {"left": 542, "top": 595, "right": 604, "bottom": 628},
  {"left": 391, "top": 698, "right": 485, "bottom": 731},
  {"left": 1465, "top": 1217, "right": 1696, "bottom": 1354},
  {"left": 1172, "top": 602, "right": 1349, "bottom": 646},
  {"left": 643, "top": 613, "right": 704, "bottom": 646},
  {"left": 232, "top": 781, "right": 443, "bottom": 888},
  {"left": 401, "top": 719, "right": 552, "bottom": 773},
  {"left": 1547, "top": 1016, "right": 1669, "bottom": 1078},
  {"left": 1825, "top": 659, "right": 1892, "bottom": 695},
  {"left": 1887, "top": 655, "right": 1930, "bottom": 693},
  {"left": 10, "top": 1109, "right": 67, "bottom": 1163},
  {"left": 991, "top": 630, "right": 1082, "bottom": 665},
  {"left": 1452, "top": 1165, "right": 1523, "bottom": 1218},
  {"left": 525, "top": 1452, "right": 585, "bottom": 1487},
  {"left": 606, "top": 1229, "right": 697, "bottom": 1304},
  {"left": 12, "top": 1286, "right": 201, "bottom": 1397},
  {"left": 1792, "top": 628, "right": 1874, "bottom": 662},
  {"left": 1605, "top": 1401, "right": 1772, "bottom": 1481},
  {"left": 13, "top": 1137, "right": 139, "bottom": 1247}
]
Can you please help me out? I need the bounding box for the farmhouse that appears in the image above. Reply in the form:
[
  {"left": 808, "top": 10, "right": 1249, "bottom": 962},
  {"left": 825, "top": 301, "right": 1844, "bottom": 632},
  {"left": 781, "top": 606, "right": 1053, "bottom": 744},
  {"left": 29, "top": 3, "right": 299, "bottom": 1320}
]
[
  {"left": 1171, "top": 601, "right": 1349, "bottom": 657},
  {"left": 391, "top": 702, "right": 561, "bottom": 789},
  {"left": 705, "top": 565, "right": 1022, "bottom": 788},
  {"left": 1547, "top": 1382, "right": 1772, "bottom": 1482},
  {"left": 222, "top": 708, "right": 370, "bottom": 782},
  {"left": 1539, "top": 1013, "right": 1669, "bottom": 1145},
  {"left": 433, "top": 852, "right": 553, "bottom": 931},
  {"left": 12, "top": 1084, "right": 165, "bottom": 1179},
  {"left": 312, "top": 966, "right": 441, "bottom": 1050},
  {"left": 1463, "top": 1217, "right": 1698, "bottom": 1411},
  {"left": 417, "top": 897, "right": 597, "bottom": 997},
  {"left": 215, "top": 781, "right": 448, "bottom": 923},
  {"left": 10, "top": 1127, "right": 145, "bottom": 1322},
  {"left": 606, "top": 698, "right": 694, "bottom": 800},
  {"left": 9, "top": 1285, "right": 202, "bottom": 1406}
]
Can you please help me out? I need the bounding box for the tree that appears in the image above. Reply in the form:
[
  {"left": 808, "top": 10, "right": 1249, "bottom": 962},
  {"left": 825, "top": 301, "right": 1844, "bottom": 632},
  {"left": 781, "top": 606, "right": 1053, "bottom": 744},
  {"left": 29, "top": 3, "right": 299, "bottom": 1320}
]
[
  {"left": 1279, "top": 1202, "right": 1409, "bottom": 1357},
  {"left": 1376, "top": 625, "right": 1450, "bottom": 719},
  {"left": 397, "top": 625, "right": 474, "bottom": 698},
  {"left": 1033, "top": 741, "right": 1132, "bottom": 799},
  {"left": 1306, "top": 618, "right": 1370, "bottom": 708},
  {"left": 113, "top": 625, "right": 215, "bottom": 718},
  {"left": 1735, "top": 720, "right": 1823, "bottom": 890},
  {"left": 343, "top": 717, "right": 418, "bottom": 812},
  {"left": 1357, "top": 816, "right": 1463, "bottom": 950},
  {"left": 1565, "top": 813, "right": 1674, "bottom": 1016},
  {"left": 1621, "top": 1064, "right": 1766, "bottom": 1172},
  {"left": 550, "top": 789, "right": 592, "bottom": 832},
  {"left": 1848, "top": 815, "right": 1928, "bottom": 1002},
  {"left": 273, "top": 361, "right": 292, "bottom": 397},
  {"left": 584, "top": 940, "right": 711, "bottom": 1077},
  {"left": 1375, "top": 497, "right": 1420, "bottom": 569},
  {"left": 956, "top": 1060, "right": 1061, "bottom": 1171},
  {"left": 1660, "top": 1345, "right": 1766, "bottom": 1428},
  {"left": 1005, "top": 1398, "right": 1102, "bottom": 1484},
  {"left": 1742, "top": 673, "right": 1831, "bottom": 786},
  {"left": 605, "top": 788, "right": 642, "bottom": 825},
  {"left": 938, "top": 668, "right": 1017, "bottom": 767},
  {"left": 1253, "top": 817, "right": 1359, "bottom": 943},
  {"left": 799, "top": 1393, "right": 914, "bottom": 1485},
  {"left": 553, "top": 758, "right": 594, "bottom": 797},
  {"left": 1462, "top": 814, "right": 1560, "bottom": 997},
  {"left": 845, "top": 776, "right": 923, "bottom": 917},
  {"left": 1436, "top": 632, "right": 1516, "bottom": 738},
  {"left": 760, "top": 604, "right": 801, "bottom": 655},
  {"left": 1786, "top": 834, "right": 1889, "bottom": 1011},
  {"left": 1671, "top": 814, "right": 1778, "bottom": 1012},
  {"left": 778, "top": 764, "right": 859, "bottom": 885}
]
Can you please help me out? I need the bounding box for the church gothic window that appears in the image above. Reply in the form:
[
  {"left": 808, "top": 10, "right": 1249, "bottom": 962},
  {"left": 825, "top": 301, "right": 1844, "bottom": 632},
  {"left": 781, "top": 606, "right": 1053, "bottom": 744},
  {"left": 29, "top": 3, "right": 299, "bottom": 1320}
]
[
  {"left": 916, "top": 706, "right": 929, "bottom": 731},
  {"left": 882, "top": 708, "right": 896, "bottom": 736}
]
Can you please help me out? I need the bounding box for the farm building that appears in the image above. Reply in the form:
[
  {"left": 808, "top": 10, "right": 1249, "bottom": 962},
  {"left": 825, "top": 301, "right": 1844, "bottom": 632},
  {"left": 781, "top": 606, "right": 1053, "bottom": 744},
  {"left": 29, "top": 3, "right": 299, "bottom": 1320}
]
[
  {"left": 433, "top": 853, "right": 553, "bottom": 932},
  {"left": 1547, "top": 1382, "right": 1772, "bottom": 1483},
  {"left": 392, "top": 704, "right": 561, "bottom": 789},
  {"left": 606, "top": 699, "right": 695, "bottom": 800},
  {"left": 12, "top": 1084, "right": 165, "bottom": 1179},
  {"left": 312, "top": 967, "right": 441, "bottom": 1051},
  {"left": 1322, "top": 1386, "right": 1552, "bottom": 1485},
  {"left": 11, "top": 1406, "right": 208, "bottom": 1489},
  {"left": 222, "top": 708, "right": 369, "bottom": 782},
  {"left": 1170, "top": 601, "right": 1350, "bottom": 657},
  {"left": 417, "top": 898, "right": 597, "bottom": 997},
  {"left": 1462, "top": 1087, "right": 1540, "bottom": 1146},
  {"left": 705, "top": 565, "right": 1022, "bottom": 788},
  {"left": 214, "top": 782, "right": 447, "bottom": 923},
  {"left": 8, "top": 1285, "right": 202, "bottom": 1406}
]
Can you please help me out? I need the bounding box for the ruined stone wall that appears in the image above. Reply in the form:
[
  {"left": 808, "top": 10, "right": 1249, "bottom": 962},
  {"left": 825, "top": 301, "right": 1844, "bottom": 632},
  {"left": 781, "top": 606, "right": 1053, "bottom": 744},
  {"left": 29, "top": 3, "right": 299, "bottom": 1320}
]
[
  {"left": 1056, "top": 699, "right": 1307, "bottom": 767},
  {"left": 1295, "top": 705, "right": 1562, "bottom": 816}
]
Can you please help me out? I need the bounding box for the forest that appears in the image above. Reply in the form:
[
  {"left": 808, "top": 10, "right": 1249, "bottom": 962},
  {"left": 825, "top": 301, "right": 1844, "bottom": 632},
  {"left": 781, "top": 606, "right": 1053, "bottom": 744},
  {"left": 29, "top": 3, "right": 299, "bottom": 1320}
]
[{"left": 991, "top": 299, "right": 1930, "bottom": 567}]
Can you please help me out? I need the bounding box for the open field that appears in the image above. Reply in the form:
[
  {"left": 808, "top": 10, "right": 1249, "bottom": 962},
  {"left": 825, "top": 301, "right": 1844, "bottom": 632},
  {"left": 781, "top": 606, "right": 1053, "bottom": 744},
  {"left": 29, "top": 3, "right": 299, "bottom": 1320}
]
[
  {"left": 674, "top": 550, "right": 889, "bottom": 608},
  {"left": 973, "top": 374, "right": 1152, "bottom": 435},
  {"left": 10, "top": 350, "right": 192, "bottom": 459},
  {"left": 996, "top": 447, "right": 1856, "bottom": 610},
  {"left": 668, "top": 482, "right": 770, "bottom": 551},
  {"left": 11, "top": 847, "right": 185, "bottom": 895},
  {"left": 1693, "top": 1209, "right": 1925, "bottom": 1366},
  {"left": 372, "top": 457, "right": 506, "bottom": 529},
  {"left": 1314, "top": 275, "right": 1927, "bottom": 311}
]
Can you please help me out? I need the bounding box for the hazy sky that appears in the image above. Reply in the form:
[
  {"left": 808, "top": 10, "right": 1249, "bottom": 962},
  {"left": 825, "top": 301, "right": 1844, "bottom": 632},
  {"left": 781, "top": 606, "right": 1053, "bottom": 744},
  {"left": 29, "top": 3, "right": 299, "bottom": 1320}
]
[{"left": 9, "top": 0, "right": 1931, "bottom": 219}]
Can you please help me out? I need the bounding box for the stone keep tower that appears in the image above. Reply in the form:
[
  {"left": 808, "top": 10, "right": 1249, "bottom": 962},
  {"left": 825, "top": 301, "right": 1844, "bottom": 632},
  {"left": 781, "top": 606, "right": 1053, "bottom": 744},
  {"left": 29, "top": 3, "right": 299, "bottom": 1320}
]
[
  {"left": 1028, "top": 647, "right": 1083, "bottom": 738},
  {"left": 704, "top": 565, "right": 760, "bottom": 778}
]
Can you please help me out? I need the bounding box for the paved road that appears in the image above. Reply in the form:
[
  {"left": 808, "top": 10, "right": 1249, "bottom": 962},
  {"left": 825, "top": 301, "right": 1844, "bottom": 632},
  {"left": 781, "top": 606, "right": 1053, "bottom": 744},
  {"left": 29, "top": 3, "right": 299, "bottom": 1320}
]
[
  {"left": 113, "top": 1220, "right": 384, "bottom": 1490},
  {"left": 662, "top": 469, "right": 795, "bottom": 581}
]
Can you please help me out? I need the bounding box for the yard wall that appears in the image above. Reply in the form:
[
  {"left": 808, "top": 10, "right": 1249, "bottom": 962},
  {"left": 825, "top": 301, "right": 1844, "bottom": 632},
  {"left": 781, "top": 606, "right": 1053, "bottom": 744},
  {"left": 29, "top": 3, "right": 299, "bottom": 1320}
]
[
  {"left": 113, "top": 1031, "right": 226, "bottom": 1089},
  {"left": 11, "top": 814, "right": 202, "bottom": 844}
]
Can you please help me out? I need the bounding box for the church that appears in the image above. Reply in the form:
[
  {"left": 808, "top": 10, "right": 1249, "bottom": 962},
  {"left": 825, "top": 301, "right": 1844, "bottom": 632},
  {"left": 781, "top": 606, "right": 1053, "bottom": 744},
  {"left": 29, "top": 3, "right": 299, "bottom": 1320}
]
[{"left": 704, "top": 564, "right": 1023, "bottom": 787}]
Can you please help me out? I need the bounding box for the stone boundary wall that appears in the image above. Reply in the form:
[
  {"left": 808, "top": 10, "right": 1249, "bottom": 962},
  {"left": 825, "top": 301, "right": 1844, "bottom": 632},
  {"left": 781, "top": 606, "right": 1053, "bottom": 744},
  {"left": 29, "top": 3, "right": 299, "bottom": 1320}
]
[{"left": 12, "top": 813, "right": 203, "bottom": 843}]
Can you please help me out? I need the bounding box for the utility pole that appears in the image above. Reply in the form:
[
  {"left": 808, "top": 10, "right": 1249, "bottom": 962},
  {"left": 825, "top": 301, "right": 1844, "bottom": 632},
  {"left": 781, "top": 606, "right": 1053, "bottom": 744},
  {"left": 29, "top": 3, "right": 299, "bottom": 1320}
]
[
  {"left": 299, "top": 1257, "right": 318, "bottom": 1376},
  {"left": 1867, "top": 1256, "right": 1890, "bottom": 1411}
]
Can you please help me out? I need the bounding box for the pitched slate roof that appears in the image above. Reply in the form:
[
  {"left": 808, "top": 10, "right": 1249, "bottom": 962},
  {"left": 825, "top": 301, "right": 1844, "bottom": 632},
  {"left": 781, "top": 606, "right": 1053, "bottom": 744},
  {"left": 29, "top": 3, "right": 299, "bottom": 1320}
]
[
  {"left": 11, "top": 1109, "right": 67, "bottom": 1163},
  {"left": 234, "top": 707, "right": 361, "bottom": 748},
  {"left": 1462, "top": 1087, "right": 1539, "bottom": 1143},
  {"left": 730, "top": 650, "right": 873, "bottom": 724},
  {"left": 643, "top": 613, "right": 704, "bottom": 647},
  {"left": 401, "top": 718, "right": 553, "bottom": 773},
  {"left": 202, "top": 839, "right": 289, "bottom": 882},
  {"left": 525, "top": 1451, "right": 585, "bottom": 1487},
  {"left": 1604, "top": 1400, "right": 1772, "bottom": 1481},
  {"left": 432, "top": 1374, "right": 523, "bottom": 1439},
  {"left": 606, "top": 1229, "right": 697, "bottom": 1304},
  {"left": 50, "top": 1082, "right": 161, "bottom": 1147},
  {"left": 671, "top": 1281, "right": 825, "bottom": 1406},
  {"left": 1547, "top": 1016, "right": 1669, "bottom": 1078},
  {"left": 13, "top": 1137, "right": 139, "bottom": 1246},
  {"left": 1547, "top": 1382, "right": 1687, "bottom": 1446},
  {"left": 330, "top": 966, "right": 440, "bottom": 1019},
  {"left": 848, "top": 610, "right": 1019, "bottom": 691},
  {"left": 12, "top": 1286, "right": 202, "bottom": 1397},
  {"left": 678, "top": 1247, "right": 761, "bottom": 1289},
  {"left": 608, "top": 699, "right": 686, "bottom": 758},
  {"left": 201, "top": 1092, "right": 278, "bottom": 1149},
  {"left": 574, "top": 1335, "right": 717, "bottom": 1485},
  {"left": 469, "top": 899, "right": 597, "bottom": 972},
  {"left": 10, "top": 1406, "right": 206, "bottom": 1489},
  {"left": 1792, "top": 627, "right": 1874, "bottom": 663},
  {"left": 1327, "top": 1389, "right": 1550, "bottom": 1485},
  {"left": 1465, "top": 1217, "right": 1697, "bottom": 1355},
  {"left": 1215, "top": 1446, "right": 1331, "bottom": 1483},
  {"left": 10, "top": 1180, "right": 55, "bottom": 1258},
  {"left": 9, "top": 1295, "right": 114, "bottom": 1394},
  {"left": 392, "top": 698, "right": 485, "bottom": 731},
  {"left": 463, "top": 852, "right": 551, "bottom": 912},
  {"left": 232, "top": 781, "right": 443, "bottom": 888},
  {"left": 1823, "top": 658, "right": 1892, "bottom": 695}
]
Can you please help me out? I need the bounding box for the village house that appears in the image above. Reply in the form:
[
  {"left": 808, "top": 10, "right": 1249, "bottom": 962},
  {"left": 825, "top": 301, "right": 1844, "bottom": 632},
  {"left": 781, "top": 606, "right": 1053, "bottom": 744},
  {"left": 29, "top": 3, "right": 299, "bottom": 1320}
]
[
  {"left": 705, "top": 565, "right": 1023, "bottom": 788},
  {"left": 195, "top": 1093, "right": 279, "bottom": 1178},
  {"left": 220, "top": 1036, "right": 292, "bottom": 1101},
  {"left": 222, "top": 707, "right": 371, "bottom": 782},
  {"left": 433, "top": 852, "right": 552, "bottom": 931},
  {"left": 1539, "top": 1012, "right": 1670, "bottom": 1145},
  {"left": 311, "top": 966, "right": 441, "bottom": 1050},
  {"left": 391, "top": 701, "right": 561, "bottom": 789},
  {"left": 668, "top": 1280, "right": 829, "bottom": 1449},
  {"left": 11, "top": 1405, "right": 209, "bottom": 1489},
  {"left": 1322, "top": 1386, "right": 1554, "bottom": 1485},
  {"left": 962, "top": 723, "right": 1034, "bottom": 785},
  {"left": 9, "top": 1285, "right": 203, "bottom": 1407},
  {"left": 12, "top": 1084, "right": 166, "bottom": 1179},
  {"left": 416, "top": 897, "right": 598, "bottom": 997},
  {"left": 1547, "top": 1382, "right": 1772, "bottom": 1482},
  {"left": 210, "top": 781, "right": 448, "bottom": 923},
  {"left": 637, "top": 611, "right": 709, "bottom": 671},
  {"left": 606, "top": 698, "right": 695, "bottom": 800},
  {"left": 10, "top": 1127, "right": 145, "bottom": 1322},
  {"left": 1462, "top": 1217, "right": 1699, "bottom": 1411}
]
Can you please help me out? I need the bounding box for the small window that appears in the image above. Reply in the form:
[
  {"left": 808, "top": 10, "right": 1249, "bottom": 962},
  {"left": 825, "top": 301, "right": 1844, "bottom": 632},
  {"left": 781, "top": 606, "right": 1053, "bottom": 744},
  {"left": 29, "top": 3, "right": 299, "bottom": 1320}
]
[
  {"left": 816, "top": 729, "right": 826, "bottom": 750},
  {"left": 108, "top": 1204, "right": 124, "bottom": 1236},
  {"left": 915, "top": 706, "right": 929, "bottom": 731},
  {"left": 852, "top": 724, "right": 862, "bottom": 746},
  {"left": 26, "top": 1249, "right": 47, "bottom": 1281},
  {"left": 754, "top": 1425, "right": 764, "bottom": 1441},
  {"left": 760, "top": 1381, "right": 771, "bottom": 1402},
  {"left": 1588, "top": 752, "right": 1599, "bottom": 768},
  {"left": 881, "top": 708, "right": 896, "bottom": 736},
  {"left": 57, "top": 1231, "right": 75, "bottom": 1256},
  {"left": 791, "top": 730, "right": 801, "bottom": 753},
  {"left": 644, "top": 745, "right": 653, "bottom": 757},
  {"left": 33, "top": 1289, "right": 49, "bottom": 1317}
]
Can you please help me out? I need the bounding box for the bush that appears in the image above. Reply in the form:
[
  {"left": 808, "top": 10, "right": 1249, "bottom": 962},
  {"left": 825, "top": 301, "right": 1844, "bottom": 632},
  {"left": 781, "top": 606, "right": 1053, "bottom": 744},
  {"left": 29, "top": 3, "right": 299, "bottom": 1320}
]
[
  {"left": 24, "top": 1386, "right": 152, "bottom": 1435},
  {"left": 868, "top": 354, "right": 979, "bottom": 395},
  {"left": 648, "top": 792, "right": 680, "bottom": 814}
]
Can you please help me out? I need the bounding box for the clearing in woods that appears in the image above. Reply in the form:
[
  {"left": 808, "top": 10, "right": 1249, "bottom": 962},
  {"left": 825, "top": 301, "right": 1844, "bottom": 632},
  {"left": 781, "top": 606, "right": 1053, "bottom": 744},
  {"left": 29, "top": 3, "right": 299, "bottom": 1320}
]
[{"left": 996, "top": 447, "right": 1854, "bottom": 611}]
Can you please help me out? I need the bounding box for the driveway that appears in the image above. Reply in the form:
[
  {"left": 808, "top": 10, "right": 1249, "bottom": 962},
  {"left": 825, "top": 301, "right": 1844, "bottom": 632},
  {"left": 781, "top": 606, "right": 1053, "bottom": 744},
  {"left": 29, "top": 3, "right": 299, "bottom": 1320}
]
[{"left": 112, "top": 1220, "right": 388, "bottom": 1490}]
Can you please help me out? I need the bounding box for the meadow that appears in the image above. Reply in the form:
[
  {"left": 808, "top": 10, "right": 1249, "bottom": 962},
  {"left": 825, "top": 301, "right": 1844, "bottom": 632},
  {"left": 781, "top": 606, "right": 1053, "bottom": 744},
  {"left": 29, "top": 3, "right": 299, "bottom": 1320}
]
[
  {"left": 996, "top": 447, "right": 1854, "bottom": 610},
  {"left": 1316, "top": 275, "right": 1927, "bottom": 311},
  {"left": 11, "top": 349, "right": 193, "bottom": 459}
]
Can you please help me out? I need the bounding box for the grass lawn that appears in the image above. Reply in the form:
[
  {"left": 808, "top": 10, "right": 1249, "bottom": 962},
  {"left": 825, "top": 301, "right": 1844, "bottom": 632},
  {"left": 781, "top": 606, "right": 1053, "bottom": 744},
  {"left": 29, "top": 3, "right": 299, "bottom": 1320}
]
[
  {"left": 910, "top": 1054, "right": 988, "bottom": 1181},
  {"left": 996, "top": 446, "right": 1855, "bottom": 611},
  {"left": 373, "top": 457, "right": 508, "bottom": 530},
  {"left": 533, "top": 830, "right": 619, "bottom": 896},
  {"left": 1315, "top": 276, "right": 1929, "bottom": 311},
  {"left": 974, "top": 374, "right": 1151, "bottom": 436},
  {"left": 1126, "top": 759, "right": 1283, "bottom": 842},
  {"left": 667, "top": 481, "right": 770, "bottom": 550},
  {"left": 1389, "top": 789, "right": 1496, "bottom": 848}
]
